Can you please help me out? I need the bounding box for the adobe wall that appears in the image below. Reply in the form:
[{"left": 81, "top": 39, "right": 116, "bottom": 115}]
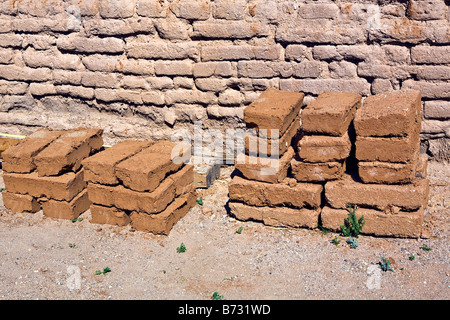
[{"left": 0, "top": 0, "right": 449, "bottom": 161}]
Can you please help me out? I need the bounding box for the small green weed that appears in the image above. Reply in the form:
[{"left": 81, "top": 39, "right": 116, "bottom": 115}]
[
  {"left": 331, "top": 236, "right": 341, "bottom": 246},
  {"left": 211, "top": 292, "right": 223, "bottom": 300},
  {"left": 94, "top": 267, "right": 111, "bottom": 276},
  {"left": 0, "top": 187, "right": 5, "bottom": 192},
  {"left": 409, "top": 255, "right": 415, "bottom": 261},
  {"left": 235, "top": 226, "right": 243, "bottom": 234},
  {"left": 379, "top": 257, "right": 393, "bottom": 272},
  {"left": 340, "top": 205, "right": 365, "bottom": 238},
  {"left": 196, "top": 197, "right": 203, "bottom": 206},
  {"left": 421, "top": 244, "right": 432, "bottom": 251},
  {"left": 71, "top": 217, "right": 83, "bottom": 223},
  {"left": 68, "top": 243, "right": 78, "bottom": 249},
  {"left": 346, "top": 237, "right": 358, "bottom": 249},
  {"left": 177, "top": 242, "right": 186, "bottom": 253}
]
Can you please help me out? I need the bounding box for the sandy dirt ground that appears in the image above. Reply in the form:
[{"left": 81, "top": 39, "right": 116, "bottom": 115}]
[{"left": 0, "top": 161, "right": 448, "bottom": 300}]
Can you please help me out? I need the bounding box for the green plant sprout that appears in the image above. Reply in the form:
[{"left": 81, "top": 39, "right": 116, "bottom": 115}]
[
  {"left": 379, "top": 258, "right": 393, "bottom": 272},
  {"left": 340, "top": 205, "right": 365, "bottom": 238},
  {"left": 211, "top": 292, "right": 223, "bottom": 300},
  {"left": 235, "top": 226, "right": 243, "bottom": 234},
  {"left": 421, "top": 244, "right": 432, "bottom": 251},
  {"left": 332, "top": 236, "right": 341, "bottom": 246},
  {"left": 94, "top": 267, "right": 111, "bottom": 276},
  {"left": 177, "top": 242, "right": 186, "bottom": 253},
  {"left": 346, "top": 237, "right": 358, "bottom": 249},
  {"left": 196, "top": 197, "right": 203, "bottom": 206}
]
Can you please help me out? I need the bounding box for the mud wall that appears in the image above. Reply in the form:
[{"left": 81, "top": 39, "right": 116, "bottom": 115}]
[{"left": 0, "top": 0, "right": 449, "bottom": 160}]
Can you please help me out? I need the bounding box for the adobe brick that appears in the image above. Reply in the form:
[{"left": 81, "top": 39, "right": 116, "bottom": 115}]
[
  {"left": 324, "top": 173, "right": 429, "bottom": 211},
  {"left": 235, "top": 146, "right": 294, "bottom": 184},
  {"left": 301, "top": 91, "right": 361, "bottom": 136},
  {"left": 130, "top": 191, "right": 197, "bottom": 235},
  {"left": 82, "top": 140, "right": 153, "bottom": 185},
  {"left": 244, "top": 88, "right": 304, "bottom": 137},
  {"left": 354, "top": 90, "right": 422, "bottom": 137},
  {"left": 320, "top": 206, "right": 424, "bottom": 238},
  {"left": 290, "top": 158, "right": 346, "bottom": 182},
  {"left": 2, "top": 129, "right": 62, "bottom": 173},
  {"left": 229, "top": 175, "right": 323, "bottom": 209},
  {"left": 115, "top": 140, "right": 189, "bottom": 192},
  {"left": 3, "top": 169, "right": 86, "bottom": 202},
  {"left": 40, "top": 189, "right": 90, "bottom": 220},
  {"left": 2, "top": 191, "right": 40, "bottom": 213},
  {"left": 90, "top": 204, "right": 131, "bottom": 227},
  {"left": 298, "top": 132, "right": 352, "bottom": 163},
  {"left": 34, "top": 128, "right": 103, "bottom": 176},
  {"left": 228, "top": 201, "right": 320, "bottom": 229}
]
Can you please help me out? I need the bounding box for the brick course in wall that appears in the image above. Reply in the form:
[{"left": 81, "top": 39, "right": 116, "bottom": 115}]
[{"left": 0, "top": 0, "right": 449, "bottom": 161}]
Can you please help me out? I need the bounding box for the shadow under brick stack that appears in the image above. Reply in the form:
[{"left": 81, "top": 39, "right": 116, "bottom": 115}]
[
  {"left": 2, "top": 128, "right": 103, "bottom": 220},
  {"left": 228, "top": 88, "right": 323, "bottom": 229},
  {"left": 322, "top": 90, "right": 430, "bottom": 238},
  {"left": 82, "top": 140, "right": 196, "bottom": 235}
]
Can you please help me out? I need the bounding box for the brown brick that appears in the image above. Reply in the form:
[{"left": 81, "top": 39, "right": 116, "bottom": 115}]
[
  {"left": 355, "top": 127, "right": 420, "bottom": 163},
  {"left": 235, "top": 146, "right": 294, "bottom": 184},
  {"left": 298, "top": 132, "right": 352, "bottom": 163},
  {"left": 302, "top": 91, "right": 361, "bottom": 136},
  {"left": 228, "top": 201, "right": 320, "bottom": 229},
  {"left": 130, "top": 191, "right": 197, "bottom": 235},
  {"left": 320, "top": 206, "right": 424, "bottom": 238},
  {"left": 324, "top": 174, "right": 429, "bottom": 211},
  {"left": 40, "top": 189, "right": 90, "bottom": 220},
  {"left": 244, "top": 88, "right": 304, "bottom": 136},
  {"left": 2, "top": 129, "right": 63, "bottom": 173},
  {"left": 358, "top": 161, "right": 417, "bottom": 184},
  {"left": 0, "top": 138, "right": 20, "bottom": 159},
  {"left": 82, "top": 140, "right": 153, "bottom": 185},
  {"left": 193, "top": 21, "right": 269, "bottom": 39},
  {"left": 245, "top": 117, "right": 300, "bottom": 157},
  {"left": 115, "top": 140, "right": 190, "bottom": 192},
  {"left": 354, "top": 90, "right": 422, "bottom": 137},
  {"left": 87, "top": 165, "right": 193, "bottom": 214},
  {"left": 34, "top": 128, "right": 103, "bottom": 176},
  {"left": 90, "top": 204, "right": 131, "bottom": 227},
  {"left": 2, "top": 191, "right": 40, "bottom": 213},
  {"left": 229, "top": 176, "right": 323, "bottom": 208},
  {"left": 3, "top": 169, "right": 86, "bottom": 202},
  {"left": 290, "top": 158, "right": 346, "bottom": 182}
]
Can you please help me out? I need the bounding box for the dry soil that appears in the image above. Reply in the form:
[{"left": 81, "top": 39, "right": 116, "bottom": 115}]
[{"left": 0, "top": 162, "right": 448, "bottom": 300}]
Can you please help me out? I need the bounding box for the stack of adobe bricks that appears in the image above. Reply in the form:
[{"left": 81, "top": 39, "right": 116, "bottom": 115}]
[
  {"left": 321, "top": 90, "right": 430, "bottom": 238},
  {"left": 2, "top": 128, "right": 103, "bottom": 220},
  {"left": 291, "top": 91, "right": 361, "bottom": 182},
  {"left": 82, "top": 139, "right": 196, "bottom": 235},
  {"left": 228, "top": 88, "right": 324, "bottom": 229}
]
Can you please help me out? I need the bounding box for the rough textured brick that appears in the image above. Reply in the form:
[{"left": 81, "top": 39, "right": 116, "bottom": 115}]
[
  {"left": 3, "top": 191, "right": 40, "bottom": 213},
  {"left": 424, "top": 100, "right": 450, "bottom": 119},
  {"left": 228, "top": 201, "right": 320, "bottom": 229},
  {"left": 173, "top": 0, "right": 211, "bottom": 20},
  {"left": 325, "top": 174, "right": 429, "bottom": 211},
  {"left": 98, "top": 0, "right": 136, "bottom": 18},
  {"left": 193, "top": 62, "right": 233, "bottom": 77},
  {"left": 244, "top": 88, "right": 304, "bottom": 136},
  {"left": 299, "top": 3, "right": 339, "bottom": 19},
  {"left": 3, "top": 169, "right": 86, "bottom": 202},
  {"left": 235, "top": 146, "right": 294, "bottom": 184},
  {"left": 55, "top": 85, "right": 95, "bottom": 100},
  {"left": 40, "top": 189, "right": 90, "bottom": 220},
  {"left": 406, "top": 0, "right": 447, "bottom": 21},
  {"left": 0, "top": 65, "right": 52, "bottom": 82},
  {"left": 81, "top": 72, "right": 119, "bottom": 89},
  {"left": 302, "top": 91, "right": 361, "bottom": 136},
  {"left": 127, "top": 41, "right": 198, "bottom": 60},
  {"left": 285, "top": 45, "right": 308, "bottom": 61},
  {"left": 83, "top": 18, "right": 156, "bottom": 36},
  {"left": 2, "top": 129, "right": 63, "bottom": 173},
  {"left": 354, "top": 90, "right": 422, "bottom": 137},
  {"left": 229, "top": 175, "right": 323, "bottom": 208},
  {"left": 276, "top": 25, "right": 366, "bottom": 44},
  {"left": 279, "top": 79, "right": 370, "bottom": 96},
  {"left": 23, "top": 48, "right": 81, "bottom": 71},
  {"left": 29, "top": 83, "right": 57, "bottom": 97},
  {"left": 155, "top": 17, "right": 191, "bottom": 40},
  {"left": 320, "top": 206, "right": 424, "bottom": 238},
  {"left": 155, "top": 60, "right": 193, "bottom": 76},
  {"left": 411, "top": 46, "right": 450, "bottom": 64},
  {"left": 90, "top": 204, "right": 131, "bottom": 227},
  {"left": 193, "top": 21, "right": 269, "bottom": 39},
  {"left": 402, "top": 80, "right": 450, "bottom": 99},
  {"left": 33, "top": 128, "right": 102, "bottom": 176},
  {"left": 201, "top": 44, "right": 281, "bottom": 61},
  {"left": 82, "top": 140, "right": 153, "bottom": 185},
  {"left": 57, "top": 36, "right": 124, "bottom": 54},
  {"left": 417, "top": 65, "right": 450, "bottom": 80},
  {"left": 290, "top": 158, "right": 346, "bottom": 182},
  {"left": 137, "top": 0, "right": 167, "bottom": 18},
  {"left": 298, "top": 132, "right": 352, "bottom": 163},
  {"left": 165, "top": 89, "right": 216, "bottom": 105},
  {"left": 213, "top": 0, "right": 246, "bottom": 20},
  {"left": 0, "top": 34, "right": 22, "bottom": 47}
]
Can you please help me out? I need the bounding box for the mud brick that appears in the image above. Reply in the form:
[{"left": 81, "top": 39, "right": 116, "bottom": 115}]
[
  {"left": 40, "top": 189, "right": 90, "bottom": 220},
  {"left": 228, "top": 201, "right": 320, "bottom": 229},
  {"left": 235, "top": 146, "right": 294, "bottom": 184},
  {"left": 0, "top": 138, "right": 20, "bottom": 159},
  {"left": 88, "top": 165, "right": 193, "bottom": 214},
  {"left": 34, "top": 128, "right": 104, "bottom": 176},
  {"left": 324, "top": 174, "right": 429, "bottom": 211},
  {"left": 298, "top": 132, "right": 352, "bottom": 163},
  {"left": 2, "top": 129, "right": 63, "bottom": 173},
  {"left": 90, "top": 204, "right": 131, "bottom": 227},
  {"left": 355, "top": 126, "right": 420, "bottom": 163},
  {"left": 229, "top": 176, "right": 323, "bottom": 209},
  {"left": 320, "top": 206, "right": 424, "bottom": 238},
  {"left": 245, "top": 117, "right": 300, "bottom": 157},
  {"left": 3, "top": 169, "right": 86, "bottom": 202},
  {"left": 82, "top": 140, "right": 153, "bottom": 185},
  {"left": 290, "top": 158, "right": 346, "bottom": 182},
  {"left": 193, "top": 162, "right": 220, "bottom": 189},
  {"left": 244, "top": 88, "right": 304, "bottom": 137},
  {"left": 2, "top": 191, "right": 40, "bottom": 213},
  {"left": 354, "top": 90, "right": 422, "bottom": 137},
  {"left": 130, "top": 191, "right": 197, "bottom": 235},
  {"left": 301, "top": 91, "right": 361, "bottom": 136},
  {"left": 115, "top": 140, "right": 188, "bottom": 192}
]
